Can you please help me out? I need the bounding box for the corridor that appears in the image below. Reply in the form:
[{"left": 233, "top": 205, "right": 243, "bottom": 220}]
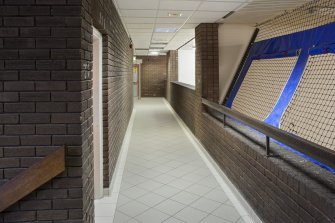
[{"left": 96, "top": 98, "right": 255, "bottom": 223}]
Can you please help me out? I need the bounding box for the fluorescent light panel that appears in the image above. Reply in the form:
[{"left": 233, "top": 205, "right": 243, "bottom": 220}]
[{"left": 154, "top": 27, "right": 178, "bottom": 33}]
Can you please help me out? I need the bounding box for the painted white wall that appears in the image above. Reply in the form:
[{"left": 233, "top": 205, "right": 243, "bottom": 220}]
[
  {"left": 92, "top": 27, "right": 104, "bottom": 199},
  {"left": 219, "top": 24, "right": 256, "bottom": 104},
  {"left": 178, "top": 49, "right": 196, "bottom": 86}
]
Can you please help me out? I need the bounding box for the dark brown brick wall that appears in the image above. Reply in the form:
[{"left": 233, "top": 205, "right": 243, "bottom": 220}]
[
  {"left": 139, "top": 56, "right": 167, "bottom": 97},
  {"left": 0, "top": 0, "right": 133, "bottom": 222},
  {"left": 195, "top": 23, "right": 219, "bottom": 102},
  {"left": 0, "top": 1, "right": 84, "bottom": 223},
  {"left": 82, "top": 0, "right": 134, "bottom": 221},
  {"left": 167, "top": 23, "right": 335, "bottom": 223},
  {"left": 166, "top": 51, "right": 178, "bottom": 102}
]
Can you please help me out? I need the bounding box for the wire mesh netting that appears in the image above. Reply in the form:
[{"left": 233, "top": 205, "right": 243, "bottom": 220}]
[
  {"left": 232, "top": 57, "right": 298, "bottom": 121},
  {"left": 257, "top": 0, "right": 335, "bottom": 41},
  {"left": 280, "top": 53, "right": 335, "bottom": 151}
]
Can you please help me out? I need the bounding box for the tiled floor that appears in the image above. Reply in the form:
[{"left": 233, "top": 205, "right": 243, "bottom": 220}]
[{"left": 95, "top": 98, "right": 255, "bottom": 223}]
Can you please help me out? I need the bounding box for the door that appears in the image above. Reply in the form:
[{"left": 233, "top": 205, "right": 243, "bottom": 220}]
[{"left": 92, "top": 27, "right": 103, "bottom": 199}]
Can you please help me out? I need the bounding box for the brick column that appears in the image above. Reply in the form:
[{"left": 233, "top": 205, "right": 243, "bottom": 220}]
[
  {"left": 195, "top": 23, "right": 219, "bottom": 102},
  {"left": 166, "top": 50, "right": 178, "bottom": 102}
]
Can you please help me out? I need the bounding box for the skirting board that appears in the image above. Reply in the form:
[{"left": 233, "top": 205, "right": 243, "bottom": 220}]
[{"left": 94, "top": 108, "right": 136, "bottom": 222}]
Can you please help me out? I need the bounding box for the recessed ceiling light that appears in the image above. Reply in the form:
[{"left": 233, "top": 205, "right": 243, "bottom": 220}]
[
  {"left": 154, "top": 28, "right": 177, "bottom": 33},
  {"left": 149, "top": 51, "right": 159, "bottom": 56},
  {"left": 168, "top": 12, "right": 182, "bottom": 17}
]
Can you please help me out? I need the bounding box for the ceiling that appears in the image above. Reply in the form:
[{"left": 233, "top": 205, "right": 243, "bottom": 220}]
[{"left": 112, "top": 0, "right": 312, "bottom": 56}]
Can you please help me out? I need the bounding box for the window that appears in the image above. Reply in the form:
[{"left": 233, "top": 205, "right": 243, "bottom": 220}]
[{"left": 178, "top": 39, "right": 195, "bottom": 86}]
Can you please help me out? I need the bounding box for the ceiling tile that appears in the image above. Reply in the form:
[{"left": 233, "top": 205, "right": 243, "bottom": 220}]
[
  {"left": 135, "top": 49, "right": 149, "bottom": 56},
  {"left": 128, "top": 29, "right": 153, "bottom": 33},
  {"left": 120, "top": 9, "right": 157, "bottom": 17},
  {"left": 178, "top": 29, "right": 195, "bottom": 34},
  {"left": 157, "top": 10, "right": 193, "bottom": 18},
  {"left": 159, "top": 1, "right": 202, "bottom": 10},
  {"left": 123, "top": 17, "right": 156, "bottom": 24},
  {"left": 127, "top": 24, "right": 155, "bottom": 29},
  {"left": 181, "top": 23, "right": 199, "bottom": 28},
  {"left": 116, "top": 0, "right": 159, "bottom": 10},
  {"left": 192, "top": 11, "right": 229, "bottom": 19},
  {"left": 199, "top": 2, "right": 243, "bottom": 12},
  {"left": 187, "top": 17, "right": 218, "bottom": 23},
  {"left": 156, "top": 17, "right": 187, "bottom": 24},
  {"left": 155, "top": 23, "right": 183, "bottom": 29}
]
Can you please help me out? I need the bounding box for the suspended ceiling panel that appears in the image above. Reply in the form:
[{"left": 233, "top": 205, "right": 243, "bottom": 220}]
[{"left": 113, "top": 0, "right": 313, "bottom": 56}]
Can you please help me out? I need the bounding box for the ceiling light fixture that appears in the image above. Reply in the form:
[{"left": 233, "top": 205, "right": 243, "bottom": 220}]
[
  {"left": 149, "top": 51, "right": 160, "bottom": 56},
  {"left": 168, "top": 12, "right": 182, "bottom": 17},
  {"left": 154, "top": 28, "right": 178, "bottom": 33}
]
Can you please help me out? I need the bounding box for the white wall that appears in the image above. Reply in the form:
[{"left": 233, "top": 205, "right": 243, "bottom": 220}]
[
  {"left": 178, "top": 49, "right": 196, "bottom": 86},
  {"left": 219, "top": 24, "right": 256, "bottom": 104}
]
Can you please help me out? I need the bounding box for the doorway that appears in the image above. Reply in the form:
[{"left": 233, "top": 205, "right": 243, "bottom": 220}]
[
  {"left": 92, "top": 27, "right": 103, "bottom": 199},
  {"left": 133, "top": 64, "right": 140, "bottom": 99}
]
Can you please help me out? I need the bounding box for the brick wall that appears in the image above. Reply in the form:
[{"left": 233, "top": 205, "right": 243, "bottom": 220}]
[
  {"left": 0, "top": 1, "right": 84, "bottom": 222},
  {"left": 167, "top": 22, "right": 335, "bottom": 223},
  {"left": 166, "top": 51, "right": 178, "bottom": 102},
  {"left": 195, "top": 23, "right": 219, "bottom": 102},
  {"left": 139, "top": 56, "right": 167, "bottom": 97},
  {"left": 0, "top": 0, "right": 133, "bottom": 222}
]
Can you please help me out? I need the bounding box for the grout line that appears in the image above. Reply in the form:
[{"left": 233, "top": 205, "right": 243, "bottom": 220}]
[
  {"left": 94, "top": 107, "right": 137, "bottom": 222},
  {"left": 163, "top": 98, "right": 263, "bottom": 223}
]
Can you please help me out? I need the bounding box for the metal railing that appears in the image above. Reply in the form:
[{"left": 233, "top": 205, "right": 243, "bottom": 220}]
[{"left": 202, "top": 98, "right": 335, "bottom": 170}]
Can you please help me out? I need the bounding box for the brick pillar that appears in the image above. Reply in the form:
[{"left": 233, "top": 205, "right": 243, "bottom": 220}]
[
  {"left": 195, "top": 23, "right": 219, "bottom": 102},
  {"left": 166, "top": 50, "right": 178, "bottom": 102}
]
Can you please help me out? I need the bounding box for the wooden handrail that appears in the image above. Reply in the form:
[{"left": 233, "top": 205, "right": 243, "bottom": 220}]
[{"left": 0, "top": 146, "right": 65, "bottom": 212}]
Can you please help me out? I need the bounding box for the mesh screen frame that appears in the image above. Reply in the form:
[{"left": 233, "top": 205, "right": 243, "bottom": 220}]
[
  {"left": 257, "top": 0, "right": 335, "bottom": 41},
  {"left": 280, "top": 53, "right": 335, "bottom": 151},
  {"left": 232, "top": 57, "right": 299, "bottom": 121}
]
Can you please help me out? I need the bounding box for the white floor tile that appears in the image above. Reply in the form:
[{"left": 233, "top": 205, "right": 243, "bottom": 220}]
[
  {"left": 121, "top": 186, "right": 148, "bottom": 200},
  {"left": 170, "top": 191, "right": 200, "bottom": 205},
  {"left": 200, "top": 214, "right": 231, "bottom": 223},
  {"left": 137, "top": 180, "right": 164, "bottom": 191},
  {"left": 185, "top": 184, "right": 212, "bottom": 196},
  {"left": 203, "top": 189, "right": 229, "bottom": 203},
  {"left": 136, "top": 193, "right": 167, "bottom": 207},
  {"left": 154, "top": 199, "right": 186, "bottom": 216},
  {"left": 107, "top": 99, "right": 248, "bottom": 223},
  {"left": 118, "top": 200, "right": 150, "bottom": 218},
  {"left": 212, "top": 204, "right": 241, "bottom": 222},
  {"left": 135, "top": 208, "right": 170, "bottom": 223},
  {"left": 153, "top": 185, "right": 181, "bottom": 198},
  {"left": 174, "top": 207, "right": 208, "bottom": 223},
  {"left": 113, "top": 211, "right": 132, "bottom": 223},
  {"left": 163, "top": 217, "right": 185, "bottom": 223},
  {"left": 96, "top": 216, "right": 116, "bottom": 223},
  {"left": 190, "top": 197, "right": 222, "bottom": 213},
  {"left": 153, "top": 174, "right": 177, "bottom": 184}
]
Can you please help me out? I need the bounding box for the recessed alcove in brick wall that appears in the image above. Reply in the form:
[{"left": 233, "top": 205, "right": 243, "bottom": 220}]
[{"left": 138, "top": 55, "right": 167, "bottom": 97}]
